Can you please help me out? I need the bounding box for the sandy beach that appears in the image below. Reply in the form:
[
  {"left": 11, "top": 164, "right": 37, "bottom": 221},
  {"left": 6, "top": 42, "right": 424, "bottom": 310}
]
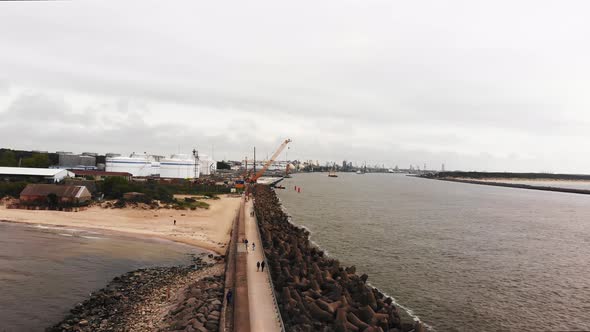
[{"left": 0, "top": 195, "right": 241, "bottom": 254}]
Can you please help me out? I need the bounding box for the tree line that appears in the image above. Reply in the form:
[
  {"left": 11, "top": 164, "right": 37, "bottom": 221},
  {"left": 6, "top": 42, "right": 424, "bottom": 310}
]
[{"left": 0, "top": 150, "right": 52, "bottom": 168}]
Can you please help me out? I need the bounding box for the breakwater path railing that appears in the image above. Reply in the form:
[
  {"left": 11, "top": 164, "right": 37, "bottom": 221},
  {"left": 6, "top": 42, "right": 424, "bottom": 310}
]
[
  {"left": 221, "top": 204, "right": 240, "bottom": 332},
  {"left": 244, "top": 199, "right": 285, "bottom": 332},
  {"left": 234, "top": 197, "right": 251, "bottom": 332}
]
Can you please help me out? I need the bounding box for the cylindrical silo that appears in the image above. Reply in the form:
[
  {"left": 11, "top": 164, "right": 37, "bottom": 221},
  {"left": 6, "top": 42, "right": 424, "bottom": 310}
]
[{"left": 160, "top": 154, "right": 199, "bottom": 179}]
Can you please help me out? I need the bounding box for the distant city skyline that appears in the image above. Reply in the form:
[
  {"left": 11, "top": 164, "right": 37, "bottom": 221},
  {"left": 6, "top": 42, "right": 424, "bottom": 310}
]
[{"left": 2, "top": 1, "right": 590, "bottom": 173}]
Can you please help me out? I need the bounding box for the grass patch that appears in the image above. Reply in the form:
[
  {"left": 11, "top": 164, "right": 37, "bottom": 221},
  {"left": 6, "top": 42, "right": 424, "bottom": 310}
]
[{"left": 173, "top": 197, "right": 210, "bottom": 210}]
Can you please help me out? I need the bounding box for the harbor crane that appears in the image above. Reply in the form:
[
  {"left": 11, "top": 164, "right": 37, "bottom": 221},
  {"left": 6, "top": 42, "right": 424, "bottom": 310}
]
[{"left": 248, "top": 138, "right": 291, "bottom": 183}]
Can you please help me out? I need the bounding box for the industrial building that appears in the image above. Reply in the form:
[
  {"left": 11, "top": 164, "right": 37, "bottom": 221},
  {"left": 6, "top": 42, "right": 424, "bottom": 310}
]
[
  {"left": 105, "top": 153, "right": 161, "bottom": 177},
  {"left": 0, "top": 167, "right": 74, "bottom": 183},
  {"left": 58, "top": 152, "right": 97, "bottom": 168},
  {"left": 160, "top": 154, "right": 200, "bottom": 179}
]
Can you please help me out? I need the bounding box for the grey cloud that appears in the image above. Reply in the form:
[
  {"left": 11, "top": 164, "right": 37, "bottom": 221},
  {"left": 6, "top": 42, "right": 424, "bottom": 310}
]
[
  {"left": 1, "top": 1, "right": 590, "bottom": 172},
  {"left": 0, "top": 95, "right": 233, "bottom": 157},
  {"left": 3, "top": 93, "right": 75, "bottom": 122}
]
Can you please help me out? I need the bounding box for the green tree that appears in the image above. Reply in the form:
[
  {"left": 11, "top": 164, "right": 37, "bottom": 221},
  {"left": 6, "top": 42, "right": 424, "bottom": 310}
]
[
  {"left": 0, "top": 182, "right": 27, "bottom": 198},
  {"left": 0, "top": 151, "right": 18, "bottom": 167},
  {"left": 100, "top": 176, "right": 132, "bottom": 199},
  {"left": 21, "top": 153, "right": 51, "bottom": 168}
]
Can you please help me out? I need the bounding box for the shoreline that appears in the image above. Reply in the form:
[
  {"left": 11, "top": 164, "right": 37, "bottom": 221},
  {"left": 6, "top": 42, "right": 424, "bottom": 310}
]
[
  {"left": 0, "top": 218, "right": 220, "bottom": 256},
  {"left": 0, "top": 195, "right": 241, "bottom": 254}
]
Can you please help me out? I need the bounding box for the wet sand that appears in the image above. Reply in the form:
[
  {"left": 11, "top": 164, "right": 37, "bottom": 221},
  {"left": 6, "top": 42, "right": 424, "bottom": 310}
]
[{"left": 0, "top": 195, "right": 241, "bottom": 254}]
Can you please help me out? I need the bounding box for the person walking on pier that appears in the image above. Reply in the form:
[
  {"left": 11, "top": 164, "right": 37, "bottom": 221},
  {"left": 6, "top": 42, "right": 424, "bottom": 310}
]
[
  {"left": 245, "top": 238, "right": 249, "bottom": 252},
  {"left": 257, "top": 261, "right": 260, "bottom": 271},
  {"left": 173, "top": 219, "right": 176, "bottom": 226},
  {"left": 252, "top": 242, "right": 255, "bottom": 251},
  {"left": 261, "top": 260, "right": 265, "bottom": 272},
  {"left": 226, "top": 289, "right": 233, "bottom": 304}
]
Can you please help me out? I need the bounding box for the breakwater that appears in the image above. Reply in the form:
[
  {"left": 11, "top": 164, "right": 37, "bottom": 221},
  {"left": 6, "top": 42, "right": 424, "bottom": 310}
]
[
  {"left": 47, "top": 255, "right": 224, "bottom": 332},
  {"left": 253, "top": 185, "right": 423, "bottom": 332},
  {"left": 434, "top": 177, "right": 590, "bottom": 195}
]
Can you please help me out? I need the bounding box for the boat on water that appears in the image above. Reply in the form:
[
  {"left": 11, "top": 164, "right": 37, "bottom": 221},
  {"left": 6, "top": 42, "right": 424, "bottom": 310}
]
[
  {"left": 328, "top": 163, "right": 338, "bottom": 177},
  {"left": 356, "top": 162, "right": 367, "bottom": 174}
]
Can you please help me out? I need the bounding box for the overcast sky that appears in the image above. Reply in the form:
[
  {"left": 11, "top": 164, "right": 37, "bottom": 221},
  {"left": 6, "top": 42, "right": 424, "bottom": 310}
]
[{"left": 1, "top": 1, "right": 590, "bottom": 172}]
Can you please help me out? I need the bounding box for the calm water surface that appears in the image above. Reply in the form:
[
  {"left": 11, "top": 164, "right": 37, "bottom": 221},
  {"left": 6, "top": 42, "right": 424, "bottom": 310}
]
[
  {"left": 0, "top": 222, "right": 204, "bottom": 331},
  {"left": 277, "top": 173, "right": 590, "bottom": 332}
]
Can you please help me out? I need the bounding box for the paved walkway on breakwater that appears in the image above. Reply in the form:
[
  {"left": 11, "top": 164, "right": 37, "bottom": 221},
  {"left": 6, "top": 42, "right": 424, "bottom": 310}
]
[{"left": 244, "top": 200, "right": 282, "bottom": 332}]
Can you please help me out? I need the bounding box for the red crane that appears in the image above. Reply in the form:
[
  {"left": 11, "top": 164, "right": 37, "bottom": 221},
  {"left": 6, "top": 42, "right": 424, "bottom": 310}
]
[{"left": 249, "top": 139, "right": 291, "bottom": 183}]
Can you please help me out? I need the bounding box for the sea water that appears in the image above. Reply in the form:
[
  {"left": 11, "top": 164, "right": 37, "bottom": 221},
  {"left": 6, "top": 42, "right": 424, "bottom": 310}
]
[
  {"left": 0, "top": 222, "right": 204, "bottom": 331},
  {"left": 278, "top": 173, "right": 590, "bottom": 331}
]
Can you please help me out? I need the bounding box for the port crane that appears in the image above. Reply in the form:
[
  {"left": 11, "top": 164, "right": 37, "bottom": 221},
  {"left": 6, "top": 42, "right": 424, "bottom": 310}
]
[
  {"left": 248, "top": 139, "right": 291, "bottom": 183},
  {"left": 233, "top": 157, "right": 247, "bottom": 190}
]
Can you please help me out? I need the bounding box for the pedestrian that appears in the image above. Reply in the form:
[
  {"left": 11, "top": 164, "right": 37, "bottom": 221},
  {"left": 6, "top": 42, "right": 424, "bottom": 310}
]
[
  {"left": 245, "top": 238, "right": 248, "bottom": 251},
  {"left": 261, "top": 261, "right": 265, "bottom": 272},
  {"left": 256, "top": 261, "right": 260, "bottom": 271},
  {"left": 226, "top": 289, "right": 233, "bottom": 304},
  {"left": 173, "top": 219, "right": 176, "bottom": 226},
  {"left": 252, "top": 242, "right": 255, "bottom": 251}
]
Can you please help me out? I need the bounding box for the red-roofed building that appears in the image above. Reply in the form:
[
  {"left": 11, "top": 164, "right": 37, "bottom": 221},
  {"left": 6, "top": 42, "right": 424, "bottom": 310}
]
[{"left": 20, "top": 184, "right": 92, "bottom": 204}]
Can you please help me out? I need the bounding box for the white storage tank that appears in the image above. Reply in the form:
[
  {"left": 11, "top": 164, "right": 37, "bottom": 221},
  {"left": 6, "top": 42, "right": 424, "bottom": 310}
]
[
  {"left": 199, "top": 154, "right": 216, "bottom": 175},
  {"left": 106, "top": 153, "right": 160, "bottom": 177},
  {"left": 160, "top": 154, "right": 200, "bottom": 179}
]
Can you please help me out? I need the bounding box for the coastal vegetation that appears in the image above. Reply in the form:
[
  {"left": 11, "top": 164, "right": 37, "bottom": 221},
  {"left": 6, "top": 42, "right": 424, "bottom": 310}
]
[
  {"left": 0, "top": 181, "right": 27, "bottom": 198},
  {"left": 171, "top": 197, "right": 211, "bottom": 210},
  {"left": 99, "top": 177, "right": 229, "bottom": 202},
  {"left": 1, "top": 177, "right": 227, "bottom": 210},
  {"left": 99, "top": 177, "right": 223, "bottom": 209}
]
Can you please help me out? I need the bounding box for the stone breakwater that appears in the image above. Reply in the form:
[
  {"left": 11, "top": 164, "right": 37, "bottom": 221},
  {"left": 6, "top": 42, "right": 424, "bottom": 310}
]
[
  {"left": 47, "top": 255, "right": 225, "bottom": 332},
  {"left": 160, "top": 274, "right": 224, "bottom": 332},
  {"left": 253, "top": 185, "right": 425, "bottom": 332}
]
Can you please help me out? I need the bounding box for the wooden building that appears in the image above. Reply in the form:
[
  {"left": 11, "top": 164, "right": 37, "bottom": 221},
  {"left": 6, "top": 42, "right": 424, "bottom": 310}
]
[{"left": 20, "top": 184, "right": 92, "bottom": 205}]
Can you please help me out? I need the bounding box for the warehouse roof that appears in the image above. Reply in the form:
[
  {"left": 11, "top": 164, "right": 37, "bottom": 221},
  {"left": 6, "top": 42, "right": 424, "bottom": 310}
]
[
  {"left": 69, "top": 170, "right": 132, "bottom": 177},
  {"left": 20, "top": 184, "right": 91, "bottom": 198},
  {"left": 0, "top": 167, "right": 74, "bottom": 177}
]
